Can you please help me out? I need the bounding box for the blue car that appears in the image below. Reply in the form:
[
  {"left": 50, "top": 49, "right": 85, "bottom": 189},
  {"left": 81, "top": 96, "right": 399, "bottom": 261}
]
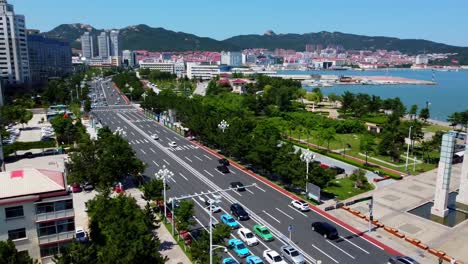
[
  {"left": 246, "top": 255, "right": 264, "bottom": 264},
  {"left": 222, "top": 258, "right": 239, "bottom": 264},
  {"left": 221, "top": 214, "right": 239, "bottom": 229},
  {"left": 228, "top": 238, "right": 250, "bottom": 258}
]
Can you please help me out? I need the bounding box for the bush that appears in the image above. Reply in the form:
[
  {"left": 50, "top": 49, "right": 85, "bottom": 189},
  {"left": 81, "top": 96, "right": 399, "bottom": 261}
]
[{"left": 3, "top": 141, "right": 56, "bottom": 155}]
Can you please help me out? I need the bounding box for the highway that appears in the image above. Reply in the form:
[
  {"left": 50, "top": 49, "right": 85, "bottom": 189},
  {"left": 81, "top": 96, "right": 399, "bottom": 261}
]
[{"left": 90, "top": 78, "right": 397, "bottom": 264}]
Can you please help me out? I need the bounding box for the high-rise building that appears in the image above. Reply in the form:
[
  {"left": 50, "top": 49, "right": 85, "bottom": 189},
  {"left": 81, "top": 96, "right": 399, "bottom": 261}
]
[
  {"left": 109, "top": 30, "right": 120, "bottom": 57},
  {"left": 0, "top": 0, "right": 30, "bottom": 84},
  {"left": 221, "top": 51, "right": 242, "bottom": 66},
  {"left": 27, "top": 30, "right": 72, "bottom": 83},
  {"left": 122, "top": 50, "right": 137, "bottom": 67},
  {"left": 80, "top": 32, "right": 94, "bottom": 59},
  {"left": 97, "top": 32, "right": 110, "bottom": 58}
]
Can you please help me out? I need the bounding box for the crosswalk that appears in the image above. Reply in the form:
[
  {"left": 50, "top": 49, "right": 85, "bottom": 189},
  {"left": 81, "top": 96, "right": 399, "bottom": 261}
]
[{"left": 127, "top": 139, "right": 199, "bottom": 151}]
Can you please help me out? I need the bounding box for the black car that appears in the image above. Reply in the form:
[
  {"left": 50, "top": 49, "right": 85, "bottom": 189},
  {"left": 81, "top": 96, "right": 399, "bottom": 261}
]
[
  {"left": 388, "top": 256, "right": 420, "bottom": 264},
  {"left": 230, "top": 182, "right": 245, "bottom": 192},
  {"left": 217, "top": 165, "right": 230, "bottom": 173},
  {"left": 230, "top": 203, "right": 249, "bottom": 221},
  {"left": 82, "top": 182, "right": 94, "bottom": 192},
  {"left": 311, "top": 222, "right": 338, "bottom": 239},
  {"left": 218, "top": 158, "right": 230, "bottom": 166},
  {"left": 331, "top": 166, "right": 345, "bottom": 175},
  {"left": 24, "top": 152, "right": 34, "bottom": 159}
]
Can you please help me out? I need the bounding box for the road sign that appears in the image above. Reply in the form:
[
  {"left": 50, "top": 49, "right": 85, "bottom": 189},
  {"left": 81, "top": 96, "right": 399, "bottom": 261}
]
[{"left": 288, "top": 225, "right": 293, "bottom": 232}]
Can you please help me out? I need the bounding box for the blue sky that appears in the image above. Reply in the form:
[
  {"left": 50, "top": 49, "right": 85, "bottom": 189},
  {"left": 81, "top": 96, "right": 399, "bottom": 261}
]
[{"left": 9, "top": 0, "right": 468, "bottom": 47}]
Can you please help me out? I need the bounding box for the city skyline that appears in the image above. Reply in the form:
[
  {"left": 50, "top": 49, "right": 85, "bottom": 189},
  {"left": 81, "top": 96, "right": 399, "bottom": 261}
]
[{"left": 8, "top": 0, "right": 468, "bottom": 47}]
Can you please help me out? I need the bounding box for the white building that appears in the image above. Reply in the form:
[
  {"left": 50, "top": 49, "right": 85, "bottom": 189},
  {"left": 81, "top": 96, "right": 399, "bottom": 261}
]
[
  {"left": 0, "top": 168, "right": 75, "bottom": 263},
  {"left": 139, "top": 60, "right": 185, "bottom": 77},
  {"left": 97, "top": 32, "right": 110, "bottom": 58},
  {"left": 186, "top": 62, "right": 220, "bottom": 80},
  {"left": 122, "top": 50, "right": 137, "bottom": 67},
  {"left": 109, "top": 30, "right": 120, "bottom": 57},
  {"left": 415, "top": 54, "right": 429, "bottom": 65},
  {"left": 221, "top": 51, "right": 242, "bottom": 66},
  {"left": 80, "top": 32, "right": 94, "bottom": 59},
  {"left": 0, "top": 0, "right": 30, "bottom": 84}
]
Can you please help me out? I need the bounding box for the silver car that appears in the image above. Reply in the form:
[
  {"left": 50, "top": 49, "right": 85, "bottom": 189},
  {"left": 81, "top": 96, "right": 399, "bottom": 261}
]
[{"left": 280, "top": 245, "right": 305, "bottom": 264}]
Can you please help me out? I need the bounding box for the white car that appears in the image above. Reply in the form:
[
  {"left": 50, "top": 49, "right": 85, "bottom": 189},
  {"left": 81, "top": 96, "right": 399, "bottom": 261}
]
[
  {"left": 168, "top": 141, "right": 177, "bottom": 148},
  {"left": 291, "top": 200, "right": 310, "bottom": 212},
  {"left": 151, "top": 134, "right": 159, "bottom": 140},
  {"left": 237, "top": 228, "right": 258, "bottom": 246},
  {"left": 75, "top": 227, "right": 88, "bottom": 242},
  {"left": 206, "top": 204, "right": 221, "bottom": 213},
  {"left": 263, "top": 249, "right": 287, "bottom": 264}
]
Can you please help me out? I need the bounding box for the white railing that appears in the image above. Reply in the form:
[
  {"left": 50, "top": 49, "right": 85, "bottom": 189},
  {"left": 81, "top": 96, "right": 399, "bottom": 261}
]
[
  {"left": 38, "top": 231, "right": 75, "bottom": 245},
  {"left": 36, "top": 209, "right": 74, "bottom": 222}
]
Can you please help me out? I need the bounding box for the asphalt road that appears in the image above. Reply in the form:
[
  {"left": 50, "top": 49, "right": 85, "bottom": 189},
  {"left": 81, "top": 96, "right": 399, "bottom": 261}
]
[{"left": 90, "top": 78, "right": 395, "bottom": 264}]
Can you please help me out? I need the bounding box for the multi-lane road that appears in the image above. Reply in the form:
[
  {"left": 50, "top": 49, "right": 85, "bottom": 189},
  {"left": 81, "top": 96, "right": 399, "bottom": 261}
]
[{"left": 89, "top": 78, "right": 399, "bottom": 264}]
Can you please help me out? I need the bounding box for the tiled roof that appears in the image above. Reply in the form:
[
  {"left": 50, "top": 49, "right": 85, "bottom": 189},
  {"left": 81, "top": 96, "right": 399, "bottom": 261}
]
[{"left": 0, "top": 168, "right": 65, "bottom": 199}]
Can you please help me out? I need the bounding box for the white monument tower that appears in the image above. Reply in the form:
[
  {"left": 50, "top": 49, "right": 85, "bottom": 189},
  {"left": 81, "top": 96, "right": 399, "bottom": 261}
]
[
  {"left": 456, "top": 140, "right": 468, "bottom": 210},
  {"left": 431, "top": 133, "right": 456, "bottom": 219}
]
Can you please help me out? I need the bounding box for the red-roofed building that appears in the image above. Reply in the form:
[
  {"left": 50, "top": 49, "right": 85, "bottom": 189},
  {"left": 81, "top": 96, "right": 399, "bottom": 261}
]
[{"left": 0, "top": 168, "right": 74, "bottom": 263}]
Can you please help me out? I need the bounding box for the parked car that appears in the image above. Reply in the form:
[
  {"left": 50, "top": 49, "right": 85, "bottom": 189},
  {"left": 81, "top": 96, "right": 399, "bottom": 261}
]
[
  {"left": 237, "top": 227, "right": 258, "bottom": 246},
  {"left": 331, "top": 166, "right": 345, "bottom": 175},
  {"left": 230, "top": 181, "right": 245, "bottom": 191},
  {"left": 42, "top": 149, "right": 57, "bottom": 156},
  {"left": 217, "top": 165, "right": 230, "bottom": 173},
  {"left": 246, "top": 255, "right": 264, "bottom": 264},
  {"left": 291, "top": 200, "right": 310, "bottom": 212},
  {"left": 228, "top": 238, "right": 250, "bottom": 258},
  {"left": 219, "top": 158, "right": 230, "bottom": 166},
  {"left": 206, "top": 204, "right": 221, "bottom": 213},
  {"left": 284, "top": 184, "right": 305, "bottom": 195},
  {"left": 387, "top": 256, "right": 420, "bottom": 264},
  {"left": 280, "top": 245, "right": 305, "bottom": 264},
  {"left": 168, "top": 141, "right": 177, "bottom": 148},
  {"left": 71, "top": 182, "right": 82, "bottom": 193},
  {"left": 230, "top": 203, "right": 249, "bottom": 220},
  {"left": 82, "top": 182, "right": 94, "bottom": 192},
  {"left": 151, "top": 134, "right": 159, "bottom": 140},
  {"left": 24, "top": 152, "right": 34, "bottom": 159},
  {"left": 75, "top": 227, "right": 88, "bottom": 242},
  {"left": 253, "top": 225, "right": 273, "bottom": 241},
  {"left": 311, "top": 221, "right": 339, "bottom": 239},
  {"left": 222, "top": 258, "right": 239, "bottom": 264},
  {"left": 220, "top": 214, "right": 239, "bottom": 229},
  {"left": 263, "top": 249, "right": 287, "bottom": 264}
]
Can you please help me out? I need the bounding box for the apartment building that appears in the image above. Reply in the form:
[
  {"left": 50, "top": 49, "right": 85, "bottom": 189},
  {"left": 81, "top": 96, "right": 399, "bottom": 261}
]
[
  {"left": 186, "top": 62, "right": 220, "bottom": 80},
  {"left": 0, "top": 168, "right": 75, "bottom": 263}
]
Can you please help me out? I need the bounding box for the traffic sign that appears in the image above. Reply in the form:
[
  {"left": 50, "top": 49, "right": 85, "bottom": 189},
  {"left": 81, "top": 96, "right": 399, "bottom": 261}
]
[{"left": 288, "top": 224, "right": 293, "bottom": 232}]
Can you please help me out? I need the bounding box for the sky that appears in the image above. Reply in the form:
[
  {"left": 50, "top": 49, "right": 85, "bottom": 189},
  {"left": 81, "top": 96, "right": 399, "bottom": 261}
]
[{"left": 8, "top": 0, "right": 468, "bottom": 47}]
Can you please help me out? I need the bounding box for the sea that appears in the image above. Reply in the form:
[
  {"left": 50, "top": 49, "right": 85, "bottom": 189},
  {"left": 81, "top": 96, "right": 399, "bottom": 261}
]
[{"left": 279, "top": 69, "right": 468, "bottom": 122}]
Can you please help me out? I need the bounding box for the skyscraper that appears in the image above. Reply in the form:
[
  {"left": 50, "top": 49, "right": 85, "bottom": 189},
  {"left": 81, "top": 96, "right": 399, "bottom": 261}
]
[
  {"left": 97, "top": 32, "right": 110, "bottom": 58},
  {"left": 0, "top": 0, "right": 30, "bottom": 84},
  {"left": 109, "top": 30, "right": 121, "bottom": 57},
  {"left": 80, "top": 32, "right": 94, "bottom": 59},
  {"left": 122, "top": 50, "right": 136, "bottom": 67}
]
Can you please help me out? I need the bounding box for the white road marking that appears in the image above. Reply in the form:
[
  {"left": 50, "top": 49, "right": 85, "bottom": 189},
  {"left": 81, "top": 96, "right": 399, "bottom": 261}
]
[
  {"left": 150, "top": 148, "right": 156, "bottom": 153},
  {"left": 134, "top": 140, "right": 140, "bottom": 144},
  {"left": 184, "top": 146, "right": 190, "bottom": 150},
  {"left": 173, "top": 136, "right": 179, "bottom": 140},
  {"left": 141, "top": 149, "right": 146, "bottom": 154},
  {"left": 326, "top": 240, "right": 355, "bottom": 259},
  {"left": 152, "top": 160, "right": 159, "bottom": 167},
  {"left": 275, "top": 208, "right": 294, "bottom": 220},
  {"left": 185, "top": 156, "right": 193, "bottom": 163},
  {"left": 255, "top": 185, "right": 267, "bottom": 192},
  {"left": 312, "top": 244, "right": 339, "bottom": 263},
  {"left": 215, "top": 169, "right": 224, "bottom": 175},
  {"left": 287, "top": 205, "right": 308, "bottom": 217},
  {"left": 110, "top": 120, "right": 114, "bottom": 125},
  {"left": 162, "top": 129, "right": 168, "bottom": 133},
  {"left": 166, "top": 137, "right": 172, "bottom": 141},
  {"left": 203, "top": 170, "right": 214, "bottom": 178},
  {"left": 163, "top": 159, "right": 170, "bottom": 165},
  {"left": 230, "top": 170, "right": 236, "bottom": 174},
  {"left": 171, "top": 178, "right": 177, "bottom": 183},
  {"left": 179, "top": 173, "right": 188, "bottom": 181},
  {"left": 246, "top": 188, "right": 254, "bottom": 195},
  {"left": 194, "top": 155, "right": 203, "bottom": 161},
  {"left": 340, "top": 236, "right": 370, "bottom": 254},
  {"left": 144, "top": 139, "right": 149, "bottom": 143},
  {"left": 203, "top": 154, "right": 212, "bottom": 160},
  {"left": 262, "top": 210, "right": 280, "bottom": 223},
  {"left": 130, "top": 131, "right": 135, "bottom": 136}
]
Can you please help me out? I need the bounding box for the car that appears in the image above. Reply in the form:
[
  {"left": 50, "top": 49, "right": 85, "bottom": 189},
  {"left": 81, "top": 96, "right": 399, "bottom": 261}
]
[
  {"left": 387, "top": 256, "right": 420, "bottom": 264},
  {"left": 280, "top": 245, "right": 305, "bottom": 264},
  {"left": 217, "top": 165, "right": 230, "bottom": 173},
  {"left": 284, "top": 184, "right": 305, "bottom": 195},
  {"left": 227, "top": 238, "right": 250, "bottom": 258},
  {"left": 75, "top": 227, "right": 88, "bottom": 242},
  {"left": 206, "top": 204, "right": 221, "bottom": 213},
  {"left": 230, "top": 203, "right": 249, "bottom": 220},
  {"left": 220, "top": 214, "right": 239, "bottom": 229},
  {"left": 168, "top": 141, "right": 177, "bottom": 148},
  {"left": 222, "top": 258, "right": 239, "bottom": 264},
  {"left": 151, "top": 134, "right": 159, "bottom": 140},
  {"left": 237, "top": 227, "right": 258, "bottom": 246},
  {"left": 82, "top": 182, "right": 94, "bottom": 192},
  {"left": 331, "top": 166, "right": 345, "bottom": 175},
  {"left": 246, "top": 255, "right": 264, "bottom": 264},
  {"left": 42, "top": 148, "right": 57, "bottom": 156},
  {"left": 291, "top": 200, "right": 310, "bottom": 212},
  {"left": 219, "top": 158, "right": 230, "bottom": 166},
  {"left": 70, "top": 182, "right": 82, "bottom": 193},
  {"left": 24, "top": 152, "right": 33, "bottom": 159},
  {"left": 230, "top": 182, "right": 245, "bottom": 192},
  {"left": 253, "top": 225, "right": 273, "bottom": 241},
  {"left": 263, "top": 249, "right": 287, "bottom": 264},
  {"left": 311, "top": 222, "right": 338, "bottom": 239}
]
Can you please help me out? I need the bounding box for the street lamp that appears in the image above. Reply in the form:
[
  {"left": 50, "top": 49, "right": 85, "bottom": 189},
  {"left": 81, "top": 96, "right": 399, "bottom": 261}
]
[
  {"left": 218, "top": 120, "right": 229, "bottom": 133},
  {"left": 142, "top": 92, "right": 148, "bottom": 101},
  {"left": 155, "top": 165, "right": 174, "bottom": 223},
  {"left": 405, "top": 126, "right": 413, "bottom": 171},
  {"left": 129, "top": 86, "right": 134, "bottom": 104},
  {"left": 300, "top": 149, "right": 315, "bottom": 193}
]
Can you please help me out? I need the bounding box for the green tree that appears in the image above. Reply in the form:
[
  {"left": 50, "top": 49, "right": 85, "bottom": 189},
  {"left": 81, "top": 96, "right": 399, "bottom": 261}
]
[
  {"left": 84, "top": 99, "right": 92, "bottom": 112},
  {"left": 340, "top": 91, "right": 355, "bottom": 114},
  {"left": 360, "top": 134, "right": 376, "bottom": 165},
  {"left": 141, "top": 178, "right": 166, "bottom": 202},
  {"left": 212, "top": 224, "right": 232, "bottom": 243},
  {"left": 349, "top": 169, "right": 371, "bottom": 190},
  {"left": 174, "top": 200, "right": 195, "bottom": 231},
  {"left": 409, "top": 104, "right": 418, "bottom": 120},
  {"left": 447, "top": 110, "right": 468, "bottom": 131},
  {"left": 0, "top": 240, "right": 38, "bottom": 264},
  {"left": 190, "top": 231, "right": 212, "bottom": 263},
  {"left": 327, "top": 93, "right": 341, "bottom": 108},
  {"left": 419, "top": 107, "right": 430, "bottom": 122}
]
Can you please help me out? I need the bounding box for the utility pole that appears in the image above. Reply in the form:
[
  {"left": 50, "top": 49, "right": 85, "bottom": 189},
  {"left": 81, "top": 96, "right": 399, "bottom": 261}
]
[
  {"left": 155, "top": 165, "right": 174, "bottom": 224},
  {"left": 405, "top": 126, "right": 413, "bottom": 171},
  {"left": 368, "top": 196, "right": 374, "bottom": 233},
  {"left": 300, "top": 150, "right": 315, "bottom": 193}
]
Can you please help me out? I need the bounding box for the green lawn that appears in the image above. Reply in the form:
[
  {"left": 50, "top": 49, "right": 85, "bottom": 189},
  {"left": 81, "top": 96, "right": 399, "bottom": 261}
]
[
  {"left": 422, "top": 123, "right": 451, "bottom": 133},
  {"left": 323, "top": 178, "right": 374, "bottom": 200}
]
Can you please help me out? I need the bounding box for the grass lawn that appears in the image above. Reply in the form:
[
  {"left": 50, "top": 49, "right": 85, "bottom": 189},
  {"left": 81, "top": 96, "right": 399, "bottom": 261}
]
[
  {"left": 422, "top": 123, "right": 451, "bottom": 133},
  {"left": 323, "top": 177, "right": 374, "bottom": 201}
]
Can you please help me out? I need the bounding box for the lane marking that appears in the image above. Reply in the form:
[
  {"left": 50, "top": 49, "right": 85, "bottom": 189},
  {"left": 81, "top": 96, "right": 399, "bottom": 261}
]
[
  {"left": 150, "top": 148, "right": 156, "bottom": 153},
  {"left": 163, "top": 159, "right": 170, "bottom": 165},
  {"left": 215, "top": 169, "right": 224, "bottom": 176},
  {"left": 185, "top": 156, "right": 193, "bottom": 163},
  {"left": 230, "top": 170, "right": 236, "bottom": 174},
  {"left": 256, "top": 185, "right": 266, "bottom": 192},
  {"left": 326, "top": 240, "right": 355, "bottom": 259},
  {"left": 275, "top": 208, "right": 294, "bottom": 220},
  {"left": 141, "top": 149, "right": 146, "bottom": 154},
  {"left": 340, "top": 236, "right": 370, "bottom": 254},
  {"left": 166, "top": 137, "right": 172, "bottom": 141},
  {"left": 288, "top": 205, "right": 308, "bottom": 218},
  {"left": 179, "top": 173, "right": 188, "bottom": 181},
  {"left": 152, "top": 160, "right": 159, "bottom": 167},
  {"left": 194, "top": 155, "right": 203, "bottom": 162},
  {"left": 130, "top": 131, "right": 135, "bottom": 136},
  {"left": 134, "top": 140, "right": 140, "bottom": 144},
  {"left": 246, "top": 188, "right": 254, "bottom": 195},
  {"left": 171, "top": 178, "right": 177, "bottom": 183},
  {"left": 144, "top": 139, "right": 149, "bottom": 143},
  {"left": 203, "top": 154, "right": 212, "bottom": 160},
  {"left": 312, "top": 244, "right": 339, "bottom": 263},
  {"left": 203, "top": 170, "right": 215, "bottom": 178},
  {"left": 262, "top": 210, "right": 280, "bottom": 223},
  {"left": 184, "top": 146, "right": 190, "bottom": 150}
]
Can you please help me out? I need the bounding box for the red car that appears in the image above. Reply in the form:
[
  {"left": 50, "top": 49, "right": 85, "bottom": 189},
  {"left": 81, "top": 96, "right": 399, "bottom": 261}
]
[{"left": 71, "top": 183, "right": 82, "bottom": 193}]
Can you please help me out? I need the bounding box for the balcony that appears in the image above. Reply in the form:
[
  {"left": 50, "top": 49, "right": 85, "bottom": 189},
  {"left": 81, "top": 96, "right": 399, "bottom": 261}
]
[
  {"left": 38, "top": 231, "right": 75, "bottom": 245},
  {"left": 36, "top": 209, "right": 74, "bottom": 222}
]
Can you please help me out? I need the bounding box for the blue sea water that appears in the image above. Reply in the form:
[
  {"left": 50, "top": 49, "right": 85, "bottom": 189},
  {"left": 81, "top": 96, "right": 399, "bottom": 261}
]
[{"left": 280, "top": 69, "right": 468, "bottom": 121}]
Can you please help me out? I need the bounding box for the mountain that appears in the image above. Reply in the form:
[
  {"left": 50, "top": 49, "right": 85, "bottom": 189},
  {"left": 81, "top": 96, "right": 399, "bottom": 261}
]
[{"left": 42, "top": 24, "right": 468, "bottom": 63}]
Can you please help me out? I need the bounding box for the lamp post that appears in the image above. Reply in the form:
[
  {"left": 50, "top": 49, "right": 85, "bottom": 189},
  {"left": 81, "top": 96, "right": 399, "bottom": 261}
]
[
  {"left": 155, "top": 165, "right": 174, "bottom": 223},
  {"left": 405, "top": 126, "right": 413, "bottom": 171},
  {"left": 208, "top": 196, "right": 221, "bottom": 264},
  {"left": 218, "top": 120, "right": 229, "bottom": 154},
  {"left": 300, "top": 149, "right": 315, "bottom": 193},
  {"left": 129, "top": 86, "right": 134, "bottom": 104},
  {"left": 142, "top": 92, "right": 148, "bottom": 101}
]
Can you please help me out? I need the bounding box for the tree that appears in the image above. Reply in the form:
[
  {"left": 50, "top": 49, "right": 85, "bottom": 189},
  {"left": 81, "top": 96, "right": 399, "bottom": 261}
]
[
  {"left": 419, "top": 107, "right": 430, "bottom": 122},
  {"left": 53, "top": 242, "right": 98, "bottom": 264},
  {"left": 212, "top": 224, "right": 232, "bottom": 243},
  {"left": 190, "top": 231, "right": 212, "bottom": 263},
  {"left": 141, "top": 178, "right": 166, "bottom": 202},
  {"left": 84, "top": 99, "right": 92, "bottom": 112},
  {"left": 317, "top": 127, "right": 336, "bottom": 151},
  {"left": 447, "top": 110, "right": 468, "bottom": 131},
  {"left": 340, "top": 91, "right": 355, "bottom": 114},
  {"left": 409, "top": 104, "right": 418, "bottom": 120},
  {"left": 349, "top": 169, "right": 371, "bottom": 190},
  {"left": 327, "top": 93, "right": 341, "bottom": 108},
  {"left": 174, "top": 200, "right": 195, "bottom": 231},
  {"left": 360, "top": 134, "right": 376, "bottom": 165},
  {"left": 50, "top": 114, "right": 79, "bottom": 144},
  {"left": 0, "top": 240, "right": 38, "bottom": 264}
]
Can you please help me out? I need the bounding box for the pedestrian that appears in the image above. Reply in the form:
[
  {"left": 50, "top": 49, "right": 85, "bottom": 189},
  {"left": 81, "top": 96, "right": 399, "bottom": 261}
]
[{"left": 451, "top": 257, "right": 456, "bottom": 264}]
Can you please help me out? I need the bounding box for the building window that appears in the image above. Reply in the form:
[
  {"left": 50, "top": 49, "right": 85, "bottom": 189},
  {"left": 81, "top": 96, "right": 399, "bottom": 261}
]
[
  {"left": 36, "top": 200, "right": 73, "bottom": 214},
  {"left": 40, "top": 242, "right": 70, "bottom": 258},
  {"left": 38, "top": 219, "right": 75, "bottom": 237},
  {"left": 5, "top": 206, "right": 24, "bottom": 219},
  {"left": 8, "top": 228, "right": 26, "bottom": 240}
]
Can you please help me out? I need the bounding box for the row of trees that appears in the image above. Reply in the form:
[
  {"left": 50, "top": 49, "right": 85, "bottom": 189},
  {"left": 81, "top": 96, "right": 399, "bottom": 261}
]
[
  {"left": 448, "top": 110, "right": 468, "bottom": 131},
  {"left": 340, "top": 91, "right": 407, "bottom": 118},
  {"left": 112, "top": 71, "right": 145, "bottom": 101},
  {"left": 50, "top": 114, "right": 88, "bottom": 145}
]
